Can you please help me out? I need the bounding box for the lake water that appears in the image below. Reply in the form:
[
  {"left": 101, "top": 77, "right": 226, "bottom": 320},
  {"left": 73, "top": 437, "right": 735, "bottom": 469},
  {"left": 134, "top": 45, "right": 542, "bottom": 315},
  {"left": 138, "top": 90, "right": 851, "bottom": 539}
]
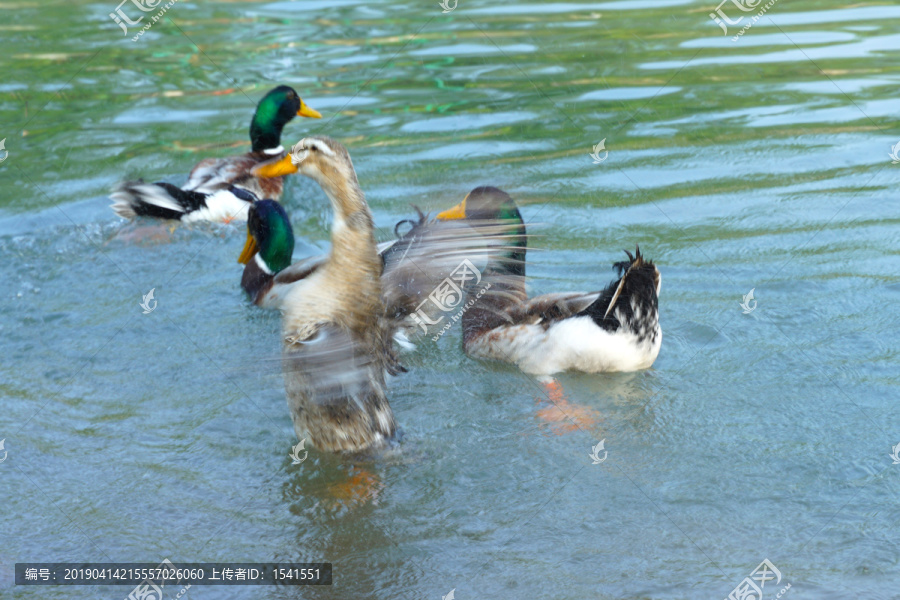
[{"left": 1, "top": 0, "right": 899, "bottom": 598}]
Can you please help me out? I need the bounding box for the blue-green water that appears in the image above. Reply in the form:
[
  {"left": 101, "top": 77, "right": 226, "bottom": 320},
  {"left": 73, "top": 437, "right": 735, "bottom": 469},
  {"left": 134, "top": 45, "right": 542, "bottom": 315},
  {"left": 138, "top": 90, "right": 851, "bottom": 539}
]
[{"left": 1, "top": 0, "right": 899, "bottom": 598}]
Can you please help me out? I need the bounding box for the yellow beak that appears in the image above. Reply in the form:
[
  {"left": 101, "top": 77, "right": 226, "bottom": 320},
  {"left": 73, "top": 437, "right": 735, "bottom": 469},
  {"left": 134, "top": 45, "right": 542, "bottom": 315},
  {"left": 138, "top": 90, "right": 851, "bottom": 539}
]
[
  {"left": 436, "top": 198, "right": 467, "bottom": 221},
  {"left": 237, "top": 231, "right": 258, "bottom": 264},
  {"left": 253, "top": 154, "right": 298, "bottom": 178},
  {"left": 297, "top": 101, "right": 322, "bottom": 119}
]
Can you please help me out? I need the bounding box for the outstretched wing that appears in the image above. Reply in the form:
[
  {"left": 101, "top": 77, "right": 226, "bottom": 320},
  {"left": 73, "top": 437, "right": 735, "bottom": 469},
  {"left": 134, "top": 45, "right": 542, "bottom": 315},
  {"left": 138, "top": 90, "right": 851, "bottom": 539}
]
[
  {"left": 283, "top": 325, "right": 380, "bottom": 408},
  {"left": 282, "top": 324, "right": 397, "bottom": 452},
  {"left": 381, "top": 210, "right": 529, "bottom": 329},
  {"left": 380, "top": 213, "right": 491, "bottom": 320}
]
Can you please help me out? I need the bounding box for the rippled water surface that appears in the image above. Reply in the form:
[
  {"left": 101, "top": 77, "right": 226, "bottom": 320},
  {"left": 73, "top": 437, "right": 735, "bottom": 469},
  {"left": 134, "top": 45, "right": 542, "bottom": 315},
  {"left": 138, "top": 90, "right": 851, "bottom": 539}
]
[{"left": 2, "top": 0, "right": 899, "bottom": 598}]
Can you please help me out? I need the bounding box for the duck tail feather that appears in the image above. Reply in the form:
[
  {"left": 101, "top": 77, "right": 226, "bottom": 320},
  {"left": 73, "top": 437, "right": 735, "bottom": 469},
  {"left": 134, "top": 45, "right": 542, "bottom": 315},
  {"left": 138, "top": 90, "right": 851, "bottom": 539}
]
[
  {"left": 110, "top": 180, "right": 209, "bottom": 220},
  {"left": 580, "top": 244, "right": 660, "bottom": 330},
  {"left": 393, "top": 205, "right": 428, "bottom": 238}
]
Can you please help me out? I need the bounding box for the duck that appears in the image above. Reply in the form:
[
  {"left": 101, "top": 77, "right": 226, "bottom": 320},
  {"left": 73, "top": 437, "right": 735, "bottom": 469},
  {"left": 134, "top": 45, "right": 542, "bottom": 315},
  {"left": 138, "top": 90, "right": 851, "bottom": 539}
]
[
  {"left": 110, "top": 85, "right": 320, "bottom": 223},
  {"left": 434, "top": 186, "right": 662, "bottom": 376},
  {"left": 254, "top": 136, "right": 400, "bottom": 454}
]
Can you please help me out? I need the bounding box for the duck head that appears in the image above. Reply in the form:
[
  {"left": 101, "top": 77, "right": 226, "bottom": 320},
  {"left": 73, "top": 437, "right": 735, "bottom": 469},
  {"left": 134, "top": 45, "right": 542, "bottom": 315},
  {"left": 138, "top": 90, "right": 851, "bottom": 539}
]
[
  {"left": 250, "top": 85, "right": 321, "bottom": 154},
  {"left": 437, "top": 186, "right": 522, "bottom": 222},
  {"left": 238, "top": 199, "right": 295, "bottom": 275},
  {"left": 437, "top": 186, "right": 527, "bottom": 277},
  {"left": 253, "top": 136, "right": 368, "bottom": 221}
]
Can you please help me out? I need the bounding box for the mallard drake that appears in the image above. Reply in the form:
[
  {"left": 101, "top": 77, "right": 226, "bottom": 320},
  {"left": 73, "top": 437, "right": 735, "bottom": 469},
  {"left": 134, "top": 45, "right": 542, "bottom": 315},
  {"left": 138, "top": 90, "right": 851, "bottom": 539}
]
[
  {"left": 435, "top": 186, "right": 662, "bottom": 376},
  {"left": 110, "top": 85, "right": 320, "bottom": 223},
  {"left": 236, "top": 197, "right": 303, "bottom": 308},
  {"left": 252, "top": 136, "right": 399, "bottom": 453}
]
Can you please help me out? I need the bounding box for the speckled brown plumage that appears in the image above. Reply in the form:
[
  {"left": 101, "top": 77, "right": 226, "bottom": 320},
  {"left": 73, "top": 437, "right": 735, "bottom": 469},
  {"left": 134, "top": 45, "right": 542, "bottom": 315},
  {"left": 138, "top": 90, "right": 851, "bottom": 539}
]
[
  {"left": 276, "top": 137, "right": 399, "bottom": 454},
  {"left": 186, "top": 151, "right": 286, "bottom": 200}
]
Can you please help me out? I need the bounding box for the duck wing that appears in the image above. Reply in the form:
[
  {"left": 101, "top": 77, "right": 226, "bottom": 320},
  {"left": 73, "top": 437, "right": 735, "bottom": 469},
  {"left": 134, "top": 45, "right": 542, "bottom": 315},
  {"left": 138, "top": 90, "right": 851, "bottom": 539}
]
[
  {"left": 506, "top": 291, "right": 602, "bottom": 326},
  {"left": 274, "top": 254, "right": 328, "bottom": 286},
  {"left": 184, "top": 153, "right": 257, "bottom": 193},
  {"left": 282, "top": 324, "right": 397, "bottom": 453},
  {"left": 283, "top": 324, "right": 379, "bottom": 407},
  {"left": 380, "top": 211, "right": 502, "bottom": 323}
]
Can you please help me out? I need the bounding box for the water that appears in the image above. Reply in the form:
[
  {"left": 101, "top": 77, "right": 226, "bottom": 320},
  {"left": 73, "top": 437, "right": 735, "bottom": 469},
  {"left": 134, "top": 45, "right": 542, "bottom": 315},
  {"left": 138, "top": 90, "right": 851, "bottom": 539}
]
[{"left": 2, "top": 0, "right": 899, "bottom": 598}]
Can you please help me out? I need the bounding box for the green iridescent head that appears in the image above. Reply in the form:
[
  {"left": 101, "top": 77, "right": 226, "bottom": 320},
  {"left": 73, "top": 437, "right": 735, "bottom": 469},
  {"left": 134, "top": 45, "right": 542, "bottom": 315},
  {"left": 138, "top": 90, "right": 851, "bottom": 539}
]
[
  {"left": 436, "top": 186, "right": 527, "bottom": 276},
  {"left": 249, "top": 85, "right": 321, "bottom": 153},
  {"left": 238, "top": 199, "right": 295, "bottom": 274}
]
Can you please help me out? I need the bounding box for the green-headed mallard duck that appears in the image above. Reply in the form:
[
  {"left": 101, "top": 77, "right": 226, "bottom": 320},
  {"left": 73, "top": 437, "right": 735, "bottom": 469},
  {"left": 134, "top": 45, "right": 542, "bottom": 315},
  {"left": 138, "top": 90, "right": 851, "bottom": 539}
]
[
  {"left": 435, "top": 186, "right": 662, "bottom": 375},
  {"left": 255, "top": 136, "right": 399, "bottom": 453},
  {"left": 110, "top": 85, "right": 320, "bottom": 223},
  {"left": 236, "top": 198, "right": 304, "bottom": 309}
]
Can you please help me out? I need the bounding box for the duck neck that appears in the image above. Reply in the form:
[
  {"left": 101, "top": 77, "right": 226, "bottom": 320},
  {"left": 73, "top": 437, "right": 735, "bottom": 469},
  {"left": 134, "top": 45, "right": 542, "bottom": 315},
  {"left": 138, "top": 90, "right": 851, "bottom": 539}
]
[
  {"left": 462, "top": 216, "right": 528, "bottom": 343},
  {"left": 241, "top": 255, "right": 275, "bottom": 306},
  {"left": 321, "top": 174, "right": 380, "bottom": 275},
  {"left": 484, "top": 208, "right": 527, "bottom": 280},
  {"left": 249, "top": 101, "right": 289, "bottom": 153}
]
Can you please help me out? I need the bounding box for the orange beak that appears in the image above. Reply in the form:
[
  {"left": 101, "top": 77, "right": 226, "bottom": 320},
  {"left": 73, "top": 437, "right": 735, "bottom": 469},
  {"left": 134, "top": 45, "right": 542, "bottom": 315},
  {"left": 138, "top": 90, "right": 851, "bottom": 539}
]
[
  {"left": 297, "top": 101, "right": 321, "bottom": 119},
  {"left": 253, "top": 154, "right": 298, "bottom": 178},
  {"left": 436, "top": 197, "right": 467, "bottom": 221},
  {"left": 237, "top": 230, "right": 258, "bottom": 264}
]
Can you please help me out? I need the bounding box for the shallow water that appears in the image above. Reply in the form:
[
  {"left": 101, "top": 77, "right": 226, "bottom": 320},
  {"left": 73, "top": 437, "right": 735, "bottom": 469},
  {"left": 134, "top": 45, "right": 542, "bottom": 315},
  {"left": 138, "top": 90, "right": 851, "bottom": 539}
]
[{"left": 1, "top": 0, "right": 899, "bottom": 598}]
